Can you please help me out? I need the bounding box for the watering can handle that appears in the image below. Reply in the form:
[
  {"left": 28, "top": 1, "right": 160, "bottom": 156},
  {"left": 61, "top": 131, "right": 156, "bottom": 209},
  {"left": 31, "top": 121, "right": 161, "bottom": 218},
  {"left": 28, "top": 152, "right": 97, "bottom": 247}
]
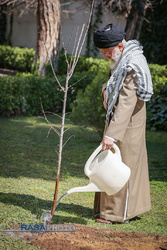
[{"left": 84, "top": 143, "right": 121, "bottom": 177}]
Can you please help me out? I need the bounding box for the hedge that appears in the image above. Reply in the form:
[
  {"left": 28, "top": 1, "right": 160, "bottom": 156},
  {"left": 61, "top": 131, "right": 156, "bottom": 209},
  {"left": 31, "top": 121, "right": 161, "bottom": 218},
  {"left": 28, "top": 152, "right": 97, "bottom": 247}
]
[
  {"left": 0, "top": 45, "right": 166, "bottom": 81},
  {"left": 0, "top": 72, "right": 96, "bottom": 116},
  {"left": 0, "top": 45, "right": 35, "bottom": 72},
  {"left": 0, "top": 45, "right": 166, "bottom": 130},
  {"left": 0, "top": 45, "right": 109, "bottom": 75}
]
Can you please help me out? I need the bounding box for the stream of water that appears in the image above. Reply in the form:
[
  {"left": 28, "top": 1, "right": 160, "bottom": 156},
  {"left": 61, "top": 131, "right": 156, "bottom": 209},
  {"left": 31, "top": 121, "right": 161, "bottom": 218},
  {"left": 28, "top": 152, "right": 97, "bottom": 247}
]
[
  {"left": 43, "top": 192, "right": 68, "bottom": 227},
  {"left": 55, "top": 192, "right": 68, "bottom": 210}
]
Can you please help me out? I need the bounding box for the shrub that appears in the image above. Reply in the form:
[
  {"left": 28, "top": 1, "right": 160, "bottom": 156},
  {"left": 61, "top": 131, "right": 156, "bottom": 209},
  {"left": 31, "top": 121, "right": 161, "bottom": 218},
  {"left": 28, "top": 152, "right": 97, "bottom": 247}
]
[
  {"left": 70, "top": 72, "right": 108, "bottom": 135},
  {"left": 148, "top": 64, "right": 167, "bottom": 96},
  {"left": 57, "top": 52, "right": 109, "bottom": 76},
  {"left": 146, "top": 64, "right": 167, "bottom": 131},
  {"left": 0, "top": 45, "right": 35, "bottom": 72},
  {"left": 0, "top": 74, "right": 59, "bottom": 116},
  {"left": 0, "top": 76, "right": 25, "bottom": 116},
  {"left": 148, "top": 83, "right": 167, "bottom": 131},
  {"left": 24, "top": 72, "right": 95, "bottom": 115},
  {"left": 23, "top": 75, "right": 63, "bottom": 116},
  {"left": 71, "top": 64, "right": 167, "bottom": 133}
]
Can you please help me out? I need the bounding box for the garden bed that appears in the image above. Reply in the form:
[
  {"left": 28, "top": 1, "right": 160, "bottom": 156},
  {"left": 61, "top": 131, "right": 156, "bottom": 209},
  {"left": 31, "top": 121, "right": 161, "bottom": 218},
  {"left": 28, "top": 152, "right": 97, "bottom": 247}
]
[{"left": 3, "top": 224, "right": 167, "bottom": 249}]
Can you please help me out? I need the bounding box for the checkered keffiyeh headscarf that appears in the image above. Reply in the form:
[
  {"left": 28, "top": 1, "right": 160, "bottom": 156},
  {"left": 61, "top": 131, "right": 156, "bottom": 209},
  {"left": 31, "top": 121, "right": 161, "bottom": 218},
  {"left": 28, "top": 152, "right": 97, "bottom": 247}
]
[{"left": 106, "top": 40, "right": 153, "bottom": 122}]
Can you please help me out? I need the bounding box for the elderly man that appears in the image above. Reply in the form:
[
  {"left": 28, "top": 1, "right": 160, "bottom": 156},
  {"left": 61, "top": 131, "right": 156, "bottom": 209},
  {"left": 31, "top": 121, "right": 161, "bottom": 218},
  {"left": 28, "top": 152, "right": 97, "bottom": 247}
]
[{"left": 93, "top": 24, "right": 153, "bottom": 224}]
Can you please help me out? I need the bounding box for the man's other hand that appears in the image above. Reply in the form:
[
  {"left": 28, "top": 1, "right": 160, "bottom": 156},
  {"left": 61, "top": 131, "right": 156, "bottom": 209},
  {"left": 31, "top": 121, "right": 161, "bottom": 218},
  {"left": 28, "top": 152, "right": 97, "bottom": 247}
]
[{"left": 103, "top": 89, "right": 108, "bottom": 110}]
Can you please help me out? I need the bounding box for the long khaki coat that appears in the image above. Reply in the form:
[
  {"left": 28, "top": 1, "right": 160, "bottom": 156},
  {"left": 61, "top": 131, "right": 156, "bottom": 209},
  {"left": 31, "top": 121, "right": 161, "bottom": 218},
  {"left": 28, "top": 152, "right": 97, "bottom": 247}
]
[{"left": 94, "top": 70, "right": 151, "bottom": 222}]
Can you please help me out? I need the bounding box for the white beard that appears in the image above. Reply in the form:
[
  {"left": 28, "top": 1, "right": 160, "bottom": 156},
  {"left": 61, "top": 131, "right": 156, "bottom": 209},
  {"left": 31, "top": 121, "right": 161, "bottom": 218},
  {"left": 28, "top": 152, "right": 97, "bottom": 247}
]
[{"left": 109, "top": 47, "right": 122, "bottom": 70}]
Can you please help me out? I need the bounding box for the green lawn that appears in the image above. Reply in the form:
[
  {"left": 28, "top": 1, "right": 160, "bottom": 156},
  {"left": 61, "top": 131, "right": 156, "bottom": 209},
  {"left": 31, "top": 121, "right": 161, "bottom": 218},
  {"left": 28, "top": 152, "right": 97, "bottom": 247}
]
[{"left": 0, "top": 116, "right": 166, "bottom": 248}]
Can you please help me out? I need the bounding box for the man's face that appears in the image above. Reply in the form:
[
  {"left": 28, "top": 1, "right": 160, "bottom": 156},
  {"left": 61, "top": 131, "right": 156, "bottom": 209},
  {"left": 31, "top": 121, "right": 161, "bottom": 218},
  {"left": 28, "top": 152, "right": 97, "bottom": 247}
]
[
  {"left": 100, "top": 47, "right": 116, "bottom": 60},
  {"left": 100, "top": 44, "right": 123, "bottom": 70}
]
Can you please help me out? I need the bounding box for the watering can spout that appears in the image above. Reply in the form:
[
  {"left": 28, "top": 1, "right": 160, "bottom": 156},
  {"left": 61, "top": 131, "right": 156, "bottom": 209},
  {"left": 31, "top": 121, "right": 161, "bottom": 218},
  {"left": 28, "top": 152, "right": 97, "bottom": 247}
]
[{"left": 67, "top": 182, "right": 101, "bottom": 194}]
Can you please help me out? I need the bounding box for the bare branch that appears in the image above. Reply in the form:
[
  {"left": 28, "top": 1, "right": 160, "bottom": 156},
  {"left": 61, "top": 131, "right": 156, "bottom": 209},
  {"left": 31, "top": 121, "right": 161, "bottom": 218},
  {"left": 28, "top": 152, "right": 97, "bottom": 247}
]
[
  {"left": 46, "top": 127, "right": 52, "bottom": 138},
  {"left": 45, "top": 0, "right": 95, "bottom": 224},
  {"left": 62, "top": 135, "right": 75, "bottom": 149},
  {"left": 64, "top": 127, "right": 70, "bottom": 134},
  {"left": 65, "top": 26, "right": 75, "bottom": 54},
  {"left": 68, "top": 75, "right": 86, "bottom": 89},
  {"left": 60, "top": 27, "right": 70, "bottom": 69},
  {"left": 40, "top": 113, "right": 60, "bottom": 135},
  {"left": 41, "top": 31, "right": 65, "bottom": 92},
  {"left": 70, "top": 26, "right": 79, "bottom": 59},
  {"left": 55, "top": 150, "right": 59, "bottom": 156},
  {"left": 69, "top": 0, "right": 95, "bottom": 78},
  {"left": 69, "top": 26, "right": 80, "bottom": 71},
  {"left": 65, "top": 112, "right": 71, "bottom": 116},
  {"left": 1, "top": 0, "right": 37, "bottom": 16},
  {"left": 72, "top": 24, "right": 85, "bottom": 71},
  {"left": 41, "top": 111, "right": 62, "bottom": 120},
  {"left": 40, "top": 100, "right": 60, "bottom": 137},
  {"left": 39, "top": 115, "right": 60, "bottom": 136},
  {"left": 75, "top": 0, "right": 94, "bottom": 64}
]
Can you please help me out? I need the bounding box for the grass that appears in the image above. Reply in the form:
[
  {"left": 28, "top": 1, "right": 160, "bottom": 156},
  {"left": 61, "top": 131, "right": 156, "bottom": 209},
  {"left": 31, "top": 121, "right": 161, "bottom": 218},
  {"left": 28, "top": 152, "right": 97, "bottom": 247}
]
[
  {"left": 0, "top": 233, "right": 41, "bottom": 250},
  {"left": 0, "top": 115, "right": 167, "bottom": 248}
]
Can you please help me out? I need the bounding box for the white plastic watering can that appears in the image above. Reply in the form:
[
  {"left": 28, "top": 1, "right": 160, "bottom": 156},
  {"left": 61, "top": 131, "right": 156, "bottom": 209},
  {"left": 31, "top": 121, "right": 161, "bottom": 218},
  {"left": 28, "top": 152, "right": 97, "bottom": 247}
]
[{"left": 67, "top": 144, "right": 131, "bottom": 196}]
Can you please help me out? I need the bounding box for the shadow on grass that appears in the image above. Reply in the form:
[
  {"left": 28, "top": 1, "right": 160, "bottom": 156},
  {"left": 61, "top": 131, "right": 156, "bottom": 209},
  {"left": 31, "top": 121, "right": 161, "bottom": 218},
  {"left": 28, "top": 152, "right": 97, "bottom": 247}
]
[
  {"left": 51, "top": 214, "right": 88, "bottom": 225},
  {"left": 146, "top": 130, "right": 167, "bottom": 182},
  {"left": 0, "top": 116, "right": 101, "bottom": 181},
  {"left": 0, "top": 192, "right": 93, "bottom": 225},
  {"left": 129, "top": 216, "right": 141, "bottom": 222},
  {"left": 0, "top": 117, "right": 166, "bottom": 182}
]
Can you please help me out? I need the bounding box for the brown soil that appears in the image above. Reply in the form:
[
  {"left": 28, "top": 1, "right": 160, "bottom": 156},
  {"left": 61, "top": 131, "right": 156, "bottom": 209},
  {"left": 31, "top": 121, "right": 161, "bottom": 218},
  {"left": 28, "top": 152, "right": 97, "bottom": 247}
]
[{"left": 7, "top": 224, "right": 167, "bottom": 250}]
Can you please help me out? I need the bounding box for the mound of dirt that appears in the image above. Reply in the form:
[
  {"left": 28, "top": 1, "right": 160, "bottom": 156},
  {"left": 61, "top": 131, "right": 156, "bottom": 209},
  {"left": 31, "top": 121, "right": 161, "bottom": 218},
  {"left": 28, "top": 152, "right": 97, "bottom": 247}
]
[{"left": 26, "top": 224, "right": 167, "bottom": 250}]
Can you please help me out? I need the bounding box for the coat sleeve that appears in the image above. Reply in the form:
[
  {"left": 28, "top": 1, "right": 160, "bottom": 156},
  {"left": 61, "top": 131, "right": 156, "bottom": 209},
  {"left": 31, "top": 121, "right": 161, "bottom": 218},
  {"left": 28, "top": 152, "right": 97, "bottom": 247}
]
[{"left": 105, "top": 70, "right": 138, "bottom": 141}]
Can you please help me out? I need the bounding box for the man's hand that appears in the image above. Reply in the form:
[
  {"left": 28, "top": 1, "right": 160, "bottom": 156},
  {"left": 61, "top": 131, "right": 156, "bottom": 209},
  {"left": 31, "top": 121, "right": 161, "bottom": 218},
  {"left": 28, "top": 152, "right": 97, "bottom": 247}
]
[
  {"left": 103, "top": 89, "right": 108, "bottom": 110},
  {"left": 101, "top": 137, "right": 114, "bottom": 150}
]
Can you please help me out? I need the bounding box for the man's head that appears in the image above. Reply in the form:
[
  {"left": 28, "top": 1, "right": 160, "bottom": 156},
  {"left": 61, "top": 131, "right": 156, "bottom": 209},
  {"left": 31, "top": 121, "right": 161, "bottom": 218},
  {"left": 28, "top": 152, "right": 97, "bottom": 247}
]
[{"left": 93, "top": 24, "right": 126, "bottom": 69}]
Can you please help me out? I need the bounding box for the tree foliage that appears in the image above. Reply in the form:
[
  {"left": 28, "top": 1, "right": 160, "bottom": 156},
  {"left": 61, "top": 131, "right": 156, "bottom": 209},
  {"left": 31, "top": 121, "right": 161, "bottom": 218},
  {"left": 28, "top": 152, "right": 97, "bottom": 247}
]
[{"left": 139, "top": 0, "right": 167, "bottom": 65}]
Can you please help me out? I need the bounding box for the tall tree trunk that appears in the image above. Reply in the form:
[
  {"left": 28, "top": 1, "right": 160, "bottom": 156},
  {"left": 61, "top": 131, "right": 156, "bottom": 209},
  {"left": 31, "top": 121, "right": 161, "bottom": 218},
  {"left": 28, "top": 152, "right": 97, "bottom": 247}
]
[
  {"left": 125, "top": 0, "right": 147, "bottom": 41},
  {"left": 0, "top": 5, "right": 7, "bottom": 44},
  {"left": 34, "top": 0, "right": 61, "bottom": 76}
]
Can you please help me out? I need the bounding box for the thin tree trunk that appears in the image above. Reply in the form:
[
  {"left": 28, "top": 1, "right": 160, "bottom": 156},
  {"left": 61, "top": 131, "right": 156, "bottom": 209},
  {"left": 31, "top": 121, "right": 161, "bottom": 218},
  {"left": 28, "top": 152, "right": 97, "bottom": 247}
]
[
  {"left": 42, "top": 0, "right": 95, "bottom": 225},
  {"left": 50, "top": 74, "right": 69, "bottom": 217},
  {"left": 125, "top": 0, "right": 147, "bottom": 40},
  {"left": 34, "top": 0, "right": 61, "bottom": 76}
]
